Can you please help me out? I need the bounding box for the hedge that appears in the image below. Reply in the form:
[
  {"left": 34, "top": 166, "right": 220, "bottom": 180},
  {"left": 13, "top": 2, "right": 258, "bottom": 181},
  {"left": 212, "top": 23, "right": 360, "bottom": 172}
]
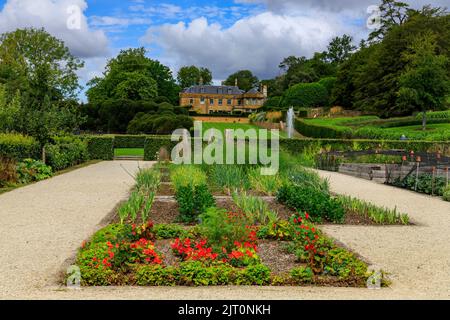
[
  {"left": 295, "top": 118, "right": 450, "bottom": 141},
  {"left": 85, "top": 136, "right": 114, "bottom": 160},
  {"left": 45, "top": 136, "right": 88, "bottom": 171},
  {"left": 114, "top": 135, "right": 146, "bottom": 148},
  {"left": 144, "top": 136, "right": 177, "bottom": 161},
  {"left": 280, "top": 138, "right": 450, "bottom": 156},
  {"left": 281, "top": 83, "right": 328, "bottom": 108},
  {"left": 0, "top": 133, "right": 40, "bottom": 160}
]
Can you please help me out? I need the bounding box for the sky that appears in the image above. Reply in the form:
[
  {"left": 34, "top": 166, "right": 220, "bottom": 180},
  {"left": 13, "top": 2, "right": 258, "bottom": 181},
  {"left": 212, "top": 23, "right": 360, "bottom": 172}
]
[{"left": 0, "top": 0, "right": 447, "bottom": 101}]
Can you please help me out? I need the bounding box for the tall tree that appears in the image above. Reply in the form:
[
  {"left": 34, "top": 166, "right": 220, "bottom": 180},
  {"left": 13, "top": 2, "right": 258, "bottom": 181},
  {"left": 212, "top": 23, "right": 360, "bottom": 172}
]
[
  {"left": 87, "top": 48, "right": 180, "bottom": 105},
  {"left": 396, "top": 32, "right": 450, "bottom": 130},
  {"left": 368, "top": 0, "right": 411, "bottom": 42},
  {"left": 177, "top": 66, "right": 212, "bottom": 88},
  {"left": 326, "top": 35, "right": 357, "bottom": 65},
  {"left": 0, "top": 28, "right": 84, "bottom": 105},
  {"left": 224, "top": 70, "right": 259, "bottom": 92}
]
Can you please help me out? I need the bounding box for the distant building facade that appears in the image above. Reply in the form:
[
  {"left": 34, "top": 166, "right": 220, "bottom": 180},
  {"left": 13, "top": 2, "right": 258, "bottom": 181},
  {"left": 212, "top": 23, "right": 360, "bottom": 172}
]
[{"left": 180, "top": 85, "right": 268, "bottom": 114}]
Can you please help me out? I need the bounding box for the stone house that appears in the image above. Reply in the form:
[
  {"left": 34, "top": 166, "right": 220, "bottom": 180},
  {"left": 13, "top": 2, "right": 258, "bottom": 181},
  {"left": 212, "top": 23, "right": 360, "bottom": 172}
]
[{"left": 179, "top": 84, "right": 268, "bottom": 114}]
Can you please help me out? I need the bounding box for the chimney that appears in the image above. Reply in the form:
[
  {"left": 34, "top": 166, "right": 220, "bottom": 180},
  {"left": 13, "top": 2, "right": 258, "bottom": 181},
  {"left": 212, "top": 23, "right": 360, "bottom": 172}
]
[
  {"left": 199, "top": 76, "right": 204, "bottom": 86},
  {"left": 263, "top": 85, "right": 268, "bottom": 98},
  {"left": 235, "top": 78, "right": 238, "bottom": 87}
]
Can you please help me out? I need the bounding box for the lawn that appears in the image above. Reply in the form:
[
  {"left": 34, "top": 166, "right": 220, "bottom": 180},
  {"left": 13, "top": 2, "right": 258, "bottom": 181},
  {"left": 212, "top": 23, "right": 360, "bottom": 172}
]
[
  {"left": 114, "top": 148, "right": 145, "bottom": 157},
  {"left": 202, "top": 122, "right": 288, "bottom": 138}
]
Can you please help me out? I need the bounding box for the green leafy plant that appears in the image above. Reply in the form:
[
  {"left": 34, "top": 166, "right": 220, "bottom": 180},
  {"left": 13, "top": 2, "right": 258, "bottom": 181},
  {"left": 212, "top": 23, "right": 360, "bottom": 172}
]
[
  {"left": 136, "top": 168, "right": 160, "bottom": 193},
  {"left": 210, "top": 165, "right": 250, "bottom": 195},
  {"left": 16, "top": 158, "right": 52, "bottom": 184},
  {"left": 232, "top": 192, "right": 278, "bottom": 225},
  {"left": 154, "top": 224, "right": 189, "bottom": 239},
  {"left": 336, "top": 195, "right": 410, "bottom": 225},
  {"left": 176, "top": 184, "right": 215, "bottom": 223},
  {"left": 248, "top": 167, "right": 282, "bottom": 196},
  {"left": 290, "top": 266, "right": 314, "bottom": 283}
]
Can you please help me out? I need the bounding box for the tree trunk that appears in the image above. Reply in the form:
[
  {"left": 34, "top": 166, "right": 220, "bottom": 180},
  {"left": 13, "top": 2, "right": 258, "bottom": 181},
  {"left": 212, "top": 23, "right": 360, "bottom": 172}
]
[{"left": 422, "top": 111, "right": 427, "bottom": 131}]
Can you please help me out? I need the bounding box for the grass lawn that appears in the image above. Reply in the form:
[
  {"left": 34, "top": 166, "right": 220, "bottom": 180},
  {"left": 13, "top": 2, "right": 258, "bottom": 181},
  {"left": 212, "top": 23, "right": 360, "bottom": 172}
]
[
  {"left": 202, "top": 122, "right": 288, "bottom": 138},
  {"left": 114, "top": 148, "right": 145, "bottom": 157}
]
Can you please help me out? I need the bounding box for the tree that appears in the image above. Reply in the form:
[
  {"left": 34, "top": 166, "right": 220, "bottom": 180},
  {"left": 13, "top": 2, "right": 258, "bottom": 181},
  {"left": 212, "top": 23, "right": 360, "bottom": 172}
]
[
  {"left": 0, "top": 28, "right": 84, "bottom": 105},
  {"left": 368, "top": 0, "right": 411, "bottom": 42},
  {"left": 397, "top": 32, "right": 450, "bottom": 130},
  {"left": 326, "top": 35, "right": 357, "bottom": 64},
  {"left": 86, "top": 48, "right": 180, "bottom": 105},
  {"left": 113, "top": 72, "right": 158, "bottom": 100},
  {"left": 0, "top": 85, "right": 21, "bottom": 132},
  {"left": 224, "top": 70, "right": 259, "bottom": 92},
  {"left": 177, "top": 66, "right": 212, "bottom": 88}
]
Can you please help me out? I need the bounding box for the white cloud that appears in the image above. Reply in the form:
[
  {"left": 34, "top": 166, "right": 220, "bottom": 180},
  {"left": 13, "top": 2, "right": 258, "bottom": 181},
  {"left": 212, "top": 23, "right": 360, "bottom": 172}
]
[
  {"left": 0, "top": 0, "right": 109, "bottom": 58},
  {"left": 141, "top": 11, "right": 363, "bottom": 80}
]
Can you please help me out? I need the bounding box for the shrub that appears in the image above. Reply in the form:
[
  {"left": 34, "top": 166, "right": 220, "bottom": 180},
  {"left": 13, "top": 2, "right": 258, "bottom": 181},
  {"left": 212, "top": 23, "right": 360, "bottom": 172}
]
[
  {"left": 235, "top": 264, "right": 271, "bottom": 285},
  {"left": 144, "top": 136, "right": 176, "bottom": 161},
  {"left": 318, "top": 77, "right": 337, "bottom": 98},
  {"left": 135, "top": 265, "right": 178, "bottom": 286},
  {"left": 45, "top": 136, "right": 88, "bottom": 171},
  {"left": 0, "top": 156, "right": 17, "bottom": 186},
  {"left": 210, "top": 165, "right": 250, "bottom": 194},
  {"left": 85, "top": 136, "right": 114, "bottom": 160},
  {"left": 127, "top": 113, "right": 193, "bottom": 135},
  {"left": 176, "top": 184, "right": 215, "bottom": 223},
  {"left": 395, "top": 173, "right": 446, "bottom": 196},
  {"left": 199, "top": 208, "right": 252, "bottom": 252},
  {"left": 0, "top": 133, "right": 39, "bottom": 160},
  {"left": 277, "top": 184, "right": 345, "bottom": 223},
  {"left": 16, "top": 159, "right": 53, "bottom": 184},
  {"left": 170, "top": 165, "right": 207, "bottom": 191},
  {"left": 281, "top": 83, "right": 329, "bottom": 109},
  {"left": 324, "top": 248, "right": 368, "bottom": 280},
  {"left": 290, "top": 266, "right": 314, "bottom": 283},
  {"left": 177, "top": 261, "right": 235, "bottom": 286},
  {"left": 154, "top": 224, "right": 189, "bottom": 239},
  {"left": 443, "top": 186, "right": 450, "bottom": 201},
  {"left": 114, "top": 135, "right": 146, "bottom": 148}
]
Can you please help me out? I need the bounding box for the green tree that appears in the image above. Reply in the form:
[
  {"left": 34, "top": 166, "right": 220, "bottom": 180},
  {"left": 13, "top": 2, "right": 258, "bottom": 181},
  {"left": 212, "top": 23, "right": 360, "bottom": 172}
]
[
  {"left": 326, "top": 35, "right": 356, "bottom": 64},
  {"left": 224, "top": 70, "right": 259, "bottom": 92},
  {"left": 113, "top": 72, "right": 158, "bottom": 100},
  {"left": 0, "top": 85, "right": 21, "bottom": 132},
  {"left": 0, "top": 28, "right": 84, "bottom": 104},
  {"left": 87, "top": 48, "right": 180, "bottom": 104},
  {"left": 368, "top": 0, "right": 410, "bottom": 42},
  {"left": 397, "top": 32, "right": 450, "bottom": 130},
  {"left": 177, "top": 66, "right": 212, "bottom": 88}
]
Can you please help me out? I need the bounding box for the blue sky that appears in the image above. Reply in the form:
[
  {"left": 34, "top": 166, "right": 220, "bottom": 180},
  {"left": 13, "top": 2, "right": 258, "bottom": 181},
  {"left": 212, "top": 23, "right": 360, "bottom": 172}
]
[{"left": 0, "top": 0, "right": 446, "bottom": 101}]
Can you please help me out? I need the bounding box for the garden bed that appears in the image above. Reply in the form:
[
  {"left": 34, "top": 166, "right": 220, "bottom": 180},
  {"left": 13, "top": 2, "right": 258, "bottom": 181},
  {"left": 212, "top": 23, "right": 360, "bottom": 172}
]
[{"left": 71, "top": 162, "right": 402, "bottom": 288}]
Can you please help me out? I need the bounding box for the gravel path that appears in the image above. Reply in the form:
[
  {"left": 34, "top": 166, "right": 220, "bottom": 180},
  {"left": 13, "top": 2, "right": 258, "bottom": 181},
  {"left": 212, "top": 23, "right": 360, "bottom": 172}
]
[
  {"left": 0, "top": 161, "right": 151, "bottom": 299},
  {"left": 1, "top": 166, "right": 449, "bottom": 299}
]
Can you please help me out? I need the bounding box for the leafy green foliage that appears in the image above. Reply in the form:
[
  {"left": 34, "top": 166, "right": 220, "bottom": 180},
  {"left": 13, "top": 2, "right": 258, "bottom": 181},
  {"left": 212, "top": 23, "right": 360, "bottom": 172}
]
[
  {"left": 290, "top": 266, "right": 314, "bottom": 283},
  {"left": 443, "top": 186, "right": 450, "bottom": 201},
  {"left": 210, "top": 165, "right": 251, "bottom": 194},
  {"left": 45, "top": 136, "right": 88, "bottom": 171},
  {"left": 86, "top": 48, "right": 179, "bottom": 105},
  {"left": 153, "top": 224, "right": 189, "bottom": 240},
  {"left": 16, "top": 158, "right": 52, "bottom": 184},
  {"left": 176, "top": 184, "right": 215, "bottom": 223},
  {"left": 128, "top": 113, "right": 193, "bottom": 135},
  {"left": 395, "top": 173, "right": 447, "bottom": 197},
  {"left": 177, "top": 66, "right": 213, "bottom": 89},
  {"left": 337, "top": 195, "right": 410, "bottom": 225},
  {"left": 277, "top": 184, "right": 344, "bottom": 223},
  {"left": 281, "top": 82, "right": 329, "bottom": 109},
  {"left": 224, "top": 70, "right": 259, "bottom": 92},
  {"left": 86, "top": 136, "right": 114, "bottom": 160},
  {"left": 0, "top": 133, "right": 39, "bottom": 160}
]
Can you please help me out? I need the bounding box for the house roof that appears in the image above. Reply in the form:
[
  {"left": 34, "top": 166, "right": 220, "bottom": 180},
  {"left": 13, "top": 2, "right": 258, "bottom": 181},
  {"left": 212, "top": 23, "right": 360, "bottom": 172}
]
[{"left": 182, "top": 85, "right": 245, "bottom": 95}]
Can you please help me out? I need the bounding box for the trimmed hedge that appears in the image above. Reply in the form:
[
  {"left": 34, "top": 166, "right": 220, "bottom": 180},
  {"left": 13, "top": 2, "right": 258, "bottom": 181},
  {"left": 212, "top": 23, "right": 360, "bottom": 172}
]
[
  {"left": 144, "top": 136, "right": 177, "bottom": 161},
  {"left": 114, "top": 135, "right": 146, "bottom": 148},
  {"left": 86, "top": 136, "right": 114, "bottom": 160},
  {"left": 0, "top": 133, "right": 40, "bottom": 160},
  {"left": 45, "top": 136, "right": 88, "bottom": 171},
  {"left": 281, "top": 83, "right": 328, "bottom": 109},
  {"left": 295, "top": 118, "right": 450, "bottom": 141},
  {"left": 280, "top": 138, "right": 450, "bottom": 155}
]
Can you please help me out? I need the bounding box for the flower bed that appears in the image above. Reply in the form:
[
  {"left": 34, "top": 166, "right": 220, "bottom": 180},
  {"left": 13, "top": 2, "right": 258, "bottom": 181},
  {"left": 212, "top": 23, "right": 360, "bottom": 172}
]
[{"left": 73, "top": 164, "right": 394, "bottom": 287}]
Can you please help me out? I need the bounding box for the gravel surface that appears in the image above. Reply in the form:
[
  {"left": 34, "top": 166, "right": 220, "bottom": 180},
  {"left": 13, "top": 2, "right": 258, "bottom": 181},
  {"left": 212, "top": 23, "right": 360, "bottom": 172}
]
[
  {"left": 1, "top": 166, "right": 449, "bottom": 299},
  {"left": 0, "top": 161, "right": 152, "bottom": 299}
]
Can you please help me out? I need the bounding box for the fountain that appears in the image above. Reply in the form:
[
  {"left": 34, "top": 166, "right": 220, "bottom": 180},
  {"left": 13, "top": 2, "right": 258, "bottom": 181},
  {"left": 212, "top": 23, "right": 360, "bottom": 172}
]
[{"left": 286, "top": 107, "right": 295, "bottom": 139}]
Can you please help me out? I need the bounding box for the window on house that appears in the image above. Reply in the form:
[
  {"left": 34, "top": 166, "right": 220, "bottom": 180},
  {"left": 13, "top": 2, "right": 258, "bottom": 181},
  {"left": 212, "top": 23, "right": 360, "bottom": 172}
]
[
  {"left": 210, "top": 99, "right": 214, "bottom": 105},
  {"left": 218, "top": 99, "right": 223, "bottom": 105},
  {"left": 200, "top": 97, "right": 205, "bottom": 104},
  {"left": 189, "top": 99, "right": 194, "bottom": 105},
  {"left": 227, "top": 99, "right": 232, "bottom": 105}
]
